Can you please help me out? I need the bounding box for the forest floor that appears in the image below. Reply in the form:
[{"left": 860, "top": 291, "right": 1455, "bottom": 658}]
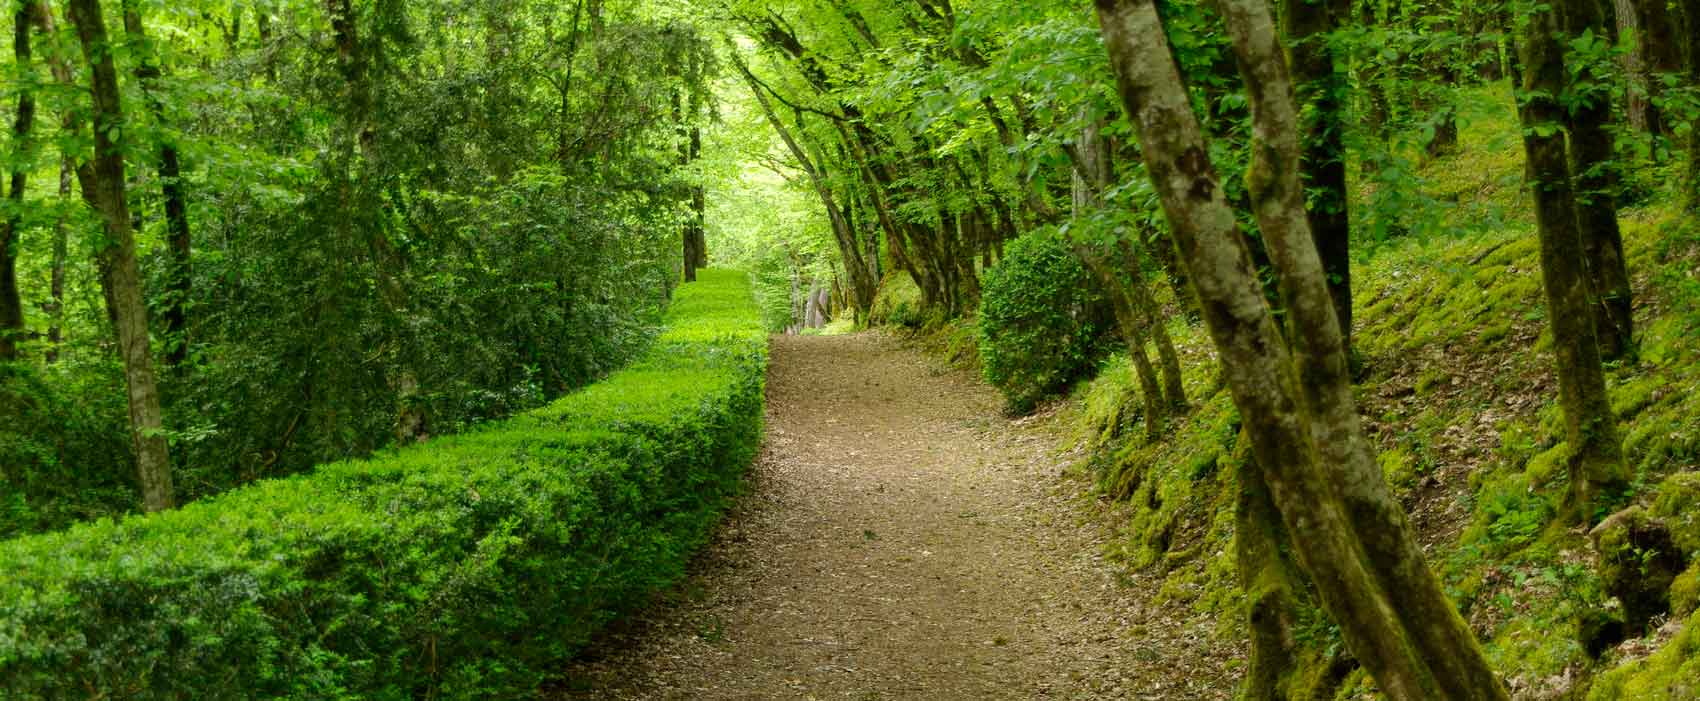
[{"left": 553, "top": 332, "right": 1239, "bottom": 700}]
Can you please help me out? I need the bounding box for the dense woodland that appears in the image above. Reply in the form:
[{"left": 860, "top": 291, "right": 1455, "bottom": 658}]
[{"left": 2, "top": 0, "right": 1700, "bottom": 698}]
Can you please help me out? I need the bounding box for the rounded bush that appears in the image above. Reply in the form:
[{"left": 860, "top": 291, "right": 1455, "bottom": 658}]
[{"left": 977, "top": 226, "right": 1112, "bottom": 414}]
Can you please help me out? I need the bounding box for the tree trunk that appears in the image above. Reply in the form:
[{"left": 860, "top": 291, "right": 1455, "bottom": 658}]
[
  {"left": 1517, "top": 2, "right": 1631, "bottom": 523},
  {"left": 1635, "top": 0, "right": 1684, "bottom": 139},
  {"left": 1070, "top": 115, "right": 1189, "bottom": 414},
  {"left": 1282, "top": 0, "right": 1353, "bottom": 351},
  {"left": 690, "top": 129, "right": 708, "bottom": 270},
  {"left": 1093, "top": 1, "right": 1508, "bottom": 698},
  {"left": 1236, "top": 434, "right": 1303, "bottom": 701},
  {"left": 46, "top": 159, "right": 69, "bottom": 363},
  {"left": 0, "top": 0, "right": 36, "bottom": 362},
  {"left": 1563, "top": 0, "right": 1634, "bottom": 360},
  {"left": 1684, "top": 0, "right": 1700, "bottom": 213},
  {"left": 1114, "top": 239, "right": 1188, "bottom": 413},
  {"left": 1077, "top": 243, "right": 1166, "bottom": 441},
  {"left": 68, "top": 0, "right": 176, "bottom": 513},
  {"left": 1614, "top": 0, "right": 1653, "bottom": 132},
  {"left": 121, "top": 0, "right": 192, "bottom": 367}
]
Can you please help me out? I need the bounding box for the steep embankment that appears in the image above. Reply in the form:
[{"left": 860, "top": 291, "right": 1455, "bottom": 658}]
[
  {"left": 557, "top": 332, "right": 1237, "bottom": 699},
  {"left": 1066, "top": 97, "right": 1700, "bottom": 696}
]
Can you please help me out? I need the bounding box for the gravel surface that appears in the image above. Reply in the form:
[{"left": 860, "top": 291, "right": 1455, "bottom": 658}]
[{"left": 552, "top": 332, "right": 1238, "bottom": 700}]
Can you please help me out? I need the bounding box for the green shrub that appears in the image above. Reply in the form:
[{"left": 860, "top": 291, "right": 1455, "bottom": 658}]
[
  {"left": 0, "top": 360, "right": 135, "bottom": 538},
  {"left": 977, "top": 226, "right": 1112, "bottom": 413},
  {"left": 0, "top": 269, "right": 765, "bottom": 700}
]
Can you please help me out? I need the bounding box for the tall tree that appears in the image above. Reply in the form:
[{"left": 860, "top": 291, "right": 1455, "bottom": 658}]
[
  {"left": 1092, "top": 0, "right": 1508, "bottom": 697},
  {"left": 45, "top": 159, "right": 69, "bottom": 363},
  {"left": 120, "top": 0, "right": 194, "bottom": 366},
  {"left": 1516, "top": 0, "right": 1630, "bottom": 522},
  {"left": 68, "top": 0, "right": 176, "bottom": 512},
  {"left": 1632, "top": 0, "right": 1684, "bottom": 139},
  {"left": 0, "top": 0, "right": 37, "bottom": 362},
  {"left": 734, "top": 53, "right": 877, "bottom": 322},
  {"left": 1562, "top": 0, "right": 1634, "bottom": 359}
]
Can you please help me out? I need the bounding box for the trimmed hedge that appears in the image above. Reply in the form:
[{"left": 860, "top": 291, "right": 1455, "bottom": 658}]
[{"left": 0, "top": 269, "right": 766, "bottom": 700}]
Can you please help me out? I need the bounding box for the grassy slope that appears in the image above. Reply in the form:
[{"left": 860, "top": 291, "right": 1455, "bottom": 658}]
[{"left": 1063, "top": 86, "right": 1700, "bottom": 698}]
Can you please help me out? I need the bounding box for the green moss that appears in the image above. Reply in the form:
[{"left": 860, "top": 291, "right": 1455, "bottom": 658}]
[
  {"left": 1415, "top": 369, "right": 1448, "bottom": 396},
  {"left": 1379, "top": 445, "right": 1421, "bottom": 489},
  {"left": 1671, "top": 564, "right": 1700, "bottom": 618},
  {"left": 1479, "top": 320, "right": 1513, "bottom": 345},
  {"left": 1487, "top": 617, "right": 1588, "bottom": 681},
  {"left": 1588, "top": 610, "right": 1700, "bottom": 700},
  {"left": 1525, "top": 443, "right": 1568, "bottom": 487},
  {"left": 1612, "top": 375, "right": 1667, "bottom": 421},
  {"left": 1651, "top": 472, "right": 1700, "bottom": 556}
]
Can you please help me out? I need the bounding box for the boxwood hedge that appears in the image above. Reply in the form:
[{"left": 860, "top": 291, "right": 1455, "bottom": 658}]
[{"left": 0, "top": 269, "right": 766, "bottom": 700}]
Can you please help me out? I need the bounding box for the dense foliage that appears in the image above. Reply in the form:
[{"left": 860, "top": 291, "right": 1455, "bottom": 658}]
[
  {"left": 0, "top": 269, "right": 764, "bottom": 699},
  {"left": 1, "top": 0, "right": 717, "bottom": 533}
]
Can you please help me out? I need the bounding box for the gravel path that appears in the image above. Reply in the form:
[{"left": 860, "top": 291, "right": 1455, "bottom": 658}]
[{"left": 553, "top": 333, "right": 1236, "bottom": 700}]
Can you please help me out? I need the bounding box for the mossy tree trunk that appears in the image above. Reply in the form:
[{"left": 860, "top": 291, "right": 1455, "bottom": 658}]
[
  {"left": 1516, "top": 0, "right": 1631, "bottom": 524},
  {"left": 1235, "top": 435, "right": 1301, "bottom": 701},
  {"left": 1281, "top": 0, "right": 1353, "bottom": 353},
  {"left": 735, "top": 54, "right": 876, "bottom": 323},
  {"left": 1093, "top": 0, "right": 1508, "bottom": 697},
  {"left": 1563, "top": 0, "right": 1634, "bottom": 360},
  {"left": 69, "top": 0, "right": 176, "bottom": 512}
]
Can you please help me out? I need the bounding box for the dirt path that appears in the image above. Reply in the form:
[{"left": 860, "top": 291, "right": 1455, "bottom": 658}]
[{"left": 555, "top": 333, "right": 1236, "bottom": 700}]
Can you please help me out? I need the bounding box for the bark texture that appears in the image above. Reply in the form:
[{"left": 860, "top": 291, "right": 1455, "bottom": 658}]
[
  {"left": 69, "top": 0, "right": 176, "bottom": 512},
  {"left": 1093, "top": 0, "right": 1507, "bottom": 698},
  {"left": 1517, "top": 1, "right": 1631, "bottom": 522}
]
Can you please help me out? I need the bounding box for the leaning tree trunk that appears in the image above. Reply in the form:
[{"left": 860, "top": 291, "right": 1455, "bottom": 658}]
[
  {"left": 0, "top": 0, "right": 37, "bottom": 362},
  {"left": 1093, "top": 0, "right": 1509, "bottom": 698},
  {"left": 1562, "top": 0, "right": 1634, "bottom": 360},
  {"left": 1114, "top": 239, "right": 1188, "bottom": 412},
  {"left": 68, "top": 0, "right": 176, "bottom": 512},
  {"left": 1076, "top": 244, "right": 1166, "bottom": 442},
  {"left": 1071, "top": 116, "right": 1190, "bottom": 414},
  {"left": 1518, "top": 0, "right": 1631, "bottom": 522}
]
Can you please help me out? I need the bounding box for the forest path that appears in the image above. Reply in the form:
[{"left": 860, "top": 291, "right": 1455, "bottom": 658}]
[{"left": 555, "top": 333, "right": 1235, "bottom": 700}]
